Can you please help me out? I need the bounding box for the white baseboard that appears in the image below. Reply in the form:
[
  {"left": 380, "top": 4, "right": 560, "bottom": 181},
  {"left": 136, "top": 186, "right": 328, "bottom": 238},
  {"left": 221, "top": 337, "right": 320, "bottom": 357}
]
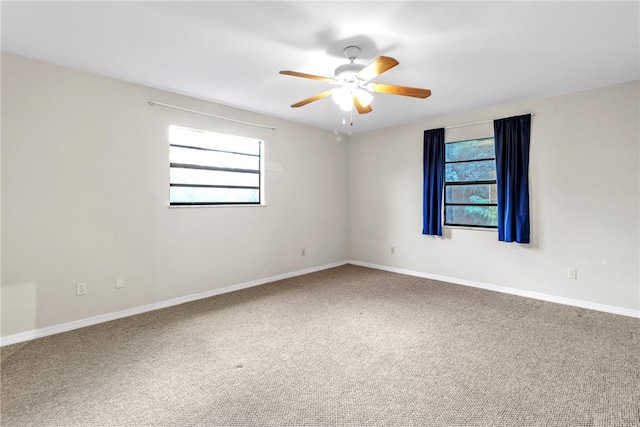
[
  {"left": 349, "top": 260, "right": 640, "bottom": 319},
  {"left": 0, "top": 261, "right": 349, "bottom": 347},
  {"left": 4, "top": 259, "right": 636, "bottom": 347}
]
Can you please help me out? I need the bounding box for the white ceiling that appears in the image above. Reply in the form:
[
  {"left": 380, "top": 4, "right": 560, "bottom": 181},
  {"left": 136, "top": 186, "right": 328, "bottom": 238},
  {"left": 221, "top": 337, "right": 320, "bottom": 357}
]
[{"left": 2, "top": 1, "right": 639, "bottom": 134}]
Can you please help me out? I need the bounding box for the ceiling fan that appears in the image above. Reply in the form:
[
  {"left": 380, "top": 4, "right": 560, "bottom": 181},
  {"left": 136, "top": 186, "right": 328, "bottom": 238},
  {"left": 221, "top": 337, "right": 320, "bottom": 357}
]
[{"left": 280, "top": 46, "right": 431, "bottom": 118}]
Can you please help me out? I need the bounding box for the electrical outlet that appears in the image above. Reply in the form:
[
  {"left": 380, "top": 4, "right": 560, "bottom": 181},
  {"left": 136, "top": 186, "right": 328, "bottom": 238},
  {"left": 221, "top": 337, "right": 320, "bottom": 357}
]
[
  {"left": 301, "top": 248, "right": 306, "bottom": 256},
  {"left": 567, "top": 268, "right": 577, "bottom": 279},
  {"left": 76, "top": 282, "right": 87, "bottom": 296},
  {"left": 115, "top": 276, "right": 125, "bottom": 289},
  {"left": 391, "top": 246, "right": 395, "bottom": 254}
]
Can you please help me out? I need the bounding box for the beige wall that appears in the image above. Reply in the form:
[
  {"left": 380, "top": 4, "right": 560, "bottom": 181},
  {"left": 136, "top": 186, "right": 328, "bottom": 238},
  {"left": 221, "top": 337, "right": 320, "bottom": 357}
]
[
  {"left": 1, "top": 53, "right": 348, "bottom": 337},
  {"left": 348, "top": 80, "right": 639, "bottom": 311},
  {"left": 2, "top": 52, "right": 638, "bottom": 341}
]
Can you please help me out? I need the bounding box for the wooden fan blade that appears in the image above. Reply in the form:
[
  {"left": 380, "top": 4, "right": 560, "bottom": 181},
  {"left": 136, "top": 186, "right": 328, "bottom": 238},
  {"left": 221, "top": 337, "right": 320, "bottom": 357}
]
[
  {"left": 291, "top": 91, "right": 333, "bottom": 108},
  {"left": 279, "top": 70, "right": 335, "bottom": 82},
  {"left": 356, "top": 56, "right": 399, "bottom": 82},
  {"left": 370, "top": 83, "right": 431, "bottom": 98},
  {"left": 353, "top": 95, "right": 373, "bottom": 114}
]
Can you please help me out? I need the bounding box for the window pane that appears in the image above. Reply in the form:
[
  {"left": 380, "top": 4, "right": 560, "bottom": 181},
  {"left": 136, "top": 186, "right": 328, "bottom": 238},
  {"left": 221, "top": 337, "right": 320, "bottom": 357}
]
[
  {"left": 170, "top": 187, "right": 259, "bottom": 204},
  {"left": 445, "top": 160, "right": 496, "bottom": 182},
  {"left": 445, "top": 205, "right": 498, "bottom": 227},
  {"left": 445, "top": 184, "right": 497, "bottom": 204},
  {"left": 169, "top": 125, "right": 264, "bottom": 206},
  {"left": 170, "top": 168, "right": 259, "bottom": 187},
  {"left": 445, "top": 138, "right": 495, "bottom": 162},
  {"left": 170, "top": 146, "right": 259, "bottom": 171},
  {"left": 170, "top": 126, "right": 260, "bottom": 155}
]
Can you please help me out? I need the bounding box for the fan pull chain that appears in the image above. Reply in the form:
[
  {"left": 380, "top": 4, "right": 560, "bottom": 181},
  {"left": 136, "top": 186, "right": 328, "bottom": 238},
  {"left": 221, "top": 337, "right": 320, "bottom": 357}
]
[{"left": 342, "top": 108, "right": 354, "bottom": 126}]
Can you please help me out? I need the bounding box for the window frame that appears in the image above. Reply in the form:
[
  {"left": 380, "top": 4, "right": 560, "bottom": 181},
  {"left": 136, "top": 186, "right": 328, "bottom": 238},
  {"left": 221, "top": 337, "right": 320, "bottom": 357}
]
[
  {"left": 444, "top": 137, "right": 498, "bottom": 229},
  {"left": 169, "top": 126, "right": 265, "bottom": 207}
]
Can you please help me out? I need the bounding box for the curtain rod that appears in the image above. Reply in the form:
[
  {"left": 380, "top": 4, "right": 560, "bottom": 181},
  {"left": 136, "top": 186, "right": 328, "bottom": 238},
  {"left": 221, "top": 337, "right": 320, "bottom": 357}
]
[
  {"left": 444, "top": 113, "right": 535, "bottom": 130},
  {"left": 148, "top": 101, "right": 276, "bottom": 130}
]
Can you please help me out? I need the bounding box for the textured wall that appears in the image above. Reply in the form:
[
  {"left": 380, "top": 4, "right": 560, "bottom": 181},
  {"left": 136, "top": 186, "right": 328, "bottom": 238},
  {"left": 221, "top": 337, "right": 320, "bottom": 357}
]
[
  {"left": 3, "top": 52, "right": 638, "bottom": 340},
  {"left": 348, "top": 80, "right": 639, "bottom": 312},
  {"left": 1, "top": 53, "right": 348, "bottom": 337}
]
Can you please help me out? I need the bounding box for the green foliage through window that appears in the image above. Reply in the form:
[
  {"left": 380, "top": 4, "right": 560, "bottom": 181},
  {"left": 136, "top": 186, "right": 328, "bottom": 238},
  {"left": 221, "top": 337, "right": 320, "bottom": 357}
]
[{"left": 444, "top": 138, "right": 497, "bottom": 228}]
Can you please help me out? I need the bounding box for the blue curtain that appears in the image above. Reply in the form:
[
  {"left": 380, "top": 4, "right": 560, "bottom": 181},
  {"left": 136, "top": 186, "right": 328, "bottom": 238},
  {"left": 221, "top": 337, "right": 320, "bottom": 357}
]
[
  {"left": 494, "top": 114, "right": 531, "bottom": 243},
  {"left": 423, "top": 128, "right": 445, "bottom": 236}
]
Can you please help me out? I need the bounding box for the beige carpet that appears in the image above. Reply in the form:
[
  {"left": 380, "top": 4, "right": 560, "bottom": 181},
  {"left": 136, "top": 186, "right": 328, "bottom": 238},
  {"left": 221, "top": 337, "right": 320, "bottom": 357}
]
[{"left": 2, "top": 264, "right": 639, "bottom": 426}]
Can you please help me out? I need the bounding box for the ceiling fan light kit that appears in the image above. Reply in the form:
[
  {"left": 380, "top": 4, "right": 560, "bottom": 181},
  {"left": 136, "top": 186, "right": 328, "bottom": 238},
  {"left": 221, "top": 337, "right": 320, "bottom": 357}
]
[
  {"left": 279, "top": 45, "right": 431, "bottom": 124},
  {"left": 331, "top": 88, "right": 354, "bottom": 111},
  {"left": 331, "top": 87, "right": 373, "bottom": 111}
]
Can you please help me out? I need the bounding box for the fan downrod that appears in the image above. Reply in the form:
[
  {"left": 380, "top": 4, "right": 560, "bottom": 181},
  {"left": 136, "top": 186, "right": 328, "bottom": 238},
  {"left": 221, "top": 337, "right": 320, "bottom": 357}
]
[{"left": 335, "top": 46, "right": 365, "bottom": 81}]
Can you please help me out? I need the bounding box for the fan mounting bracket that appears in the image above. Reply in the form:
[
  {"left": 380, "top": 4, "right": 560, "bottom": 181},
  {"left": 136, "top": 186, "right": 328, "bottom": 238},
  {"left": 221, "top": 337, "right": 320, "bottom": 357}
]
[{"left": 343, "top": 46, "right": 361, "bottom": 62}]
